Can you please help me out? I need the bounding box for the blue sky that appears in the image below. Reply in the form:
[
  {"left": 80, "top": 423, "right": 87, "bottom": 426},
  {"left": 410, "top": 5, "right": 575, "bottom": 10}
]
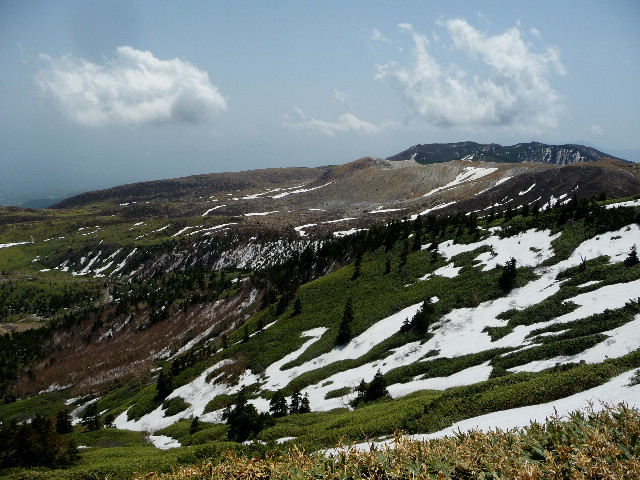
[{"left": 1, "top": 1, "right": 639, "bottom": 202}]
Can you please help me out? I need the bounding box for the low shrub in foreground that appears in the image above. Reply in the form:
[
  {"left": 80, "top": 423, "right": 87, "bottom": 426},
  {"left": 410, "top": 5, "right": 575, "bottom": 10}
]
[{"left": 134, "top": 403, "right": 640, "bottom": 480}]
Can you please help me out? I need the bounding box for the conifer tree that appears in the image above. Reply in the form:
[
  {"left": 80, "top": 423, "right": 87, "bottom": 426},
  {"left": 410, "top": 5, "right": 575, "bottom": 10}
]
[
  {"left": 189, "top": 416, "right": 200, "bottom": 435},
  {"left": 222, "top": 390, "right": 264, "bottom": 442},
  {"left": 625, "top": 245, "right": 639, "bottom": 267},
  {"left": 398, "top": 239, "right": 409, "bottom": 270},
  {"left": 292, "top": 297, "right": 302, "bottom": 316},
  {"left": 351, "top": 370, "right": 390, "bottom": 407},
  {"left": 269, "top": 390, "right": 288, "bottom": 417},
  {"left": 289, "top": 390, "right": 301, "bottom": 414},
  {"left": 335, "top": 298, "right": 354, "bottom": 346},
  {"left": 367, "top": 370, "right": 390, "bottom": 402},
  {"left": 299, "top": 393, "right": 311, "bottom": 413},
  {"left": 498, "top": 257, "right": 518, "bottom": 292},
  {"left": 55, "top": 408, "right": 73, "bottom": 434},
  {"left": 156, "top": 369, "right": 174, "bottom": 400},
  {"left": 401, "top": 298, "right": 434, "bottom": 335},
  {"left": 351, "top": 255, "right": 362, "bottom": 280},
  {"left": 81, "top": 403, "right": 101, "bottom": 431},
  {"left": 242, "top": 324, "right": 250, "bottom": 343}
]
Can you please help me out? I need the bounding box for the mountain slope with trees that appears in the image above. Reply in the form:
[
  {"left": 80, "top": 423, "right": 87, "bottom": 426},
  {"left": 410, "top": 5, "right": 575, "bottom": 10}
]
[{"left": 0, "top": 143, "right": 639, "bottom": 478}]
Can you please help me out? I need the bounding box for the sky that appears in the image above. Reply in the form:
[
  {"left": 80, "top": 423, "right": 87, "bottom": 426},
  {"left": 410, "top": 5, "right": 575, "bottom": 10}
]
[{"left": 1, "top": 1, "right": 639, "bottom": 203}]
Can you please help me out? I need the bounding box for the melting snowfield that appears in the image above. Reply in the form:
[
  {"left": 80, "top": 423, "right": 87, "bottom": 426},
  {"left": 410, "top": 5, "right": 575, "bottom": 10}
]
[
  {"left": 0, "top": 241, "right": 30, "bottom": 249},
  {"left": 333, "top": 370, "right": 640, "bottom": 453},
  {"left": 423, "top": 167, "right": 498, "bottom": 197},
  {"left": 111, "top": 222, "right": 640, "bottom": 448}
]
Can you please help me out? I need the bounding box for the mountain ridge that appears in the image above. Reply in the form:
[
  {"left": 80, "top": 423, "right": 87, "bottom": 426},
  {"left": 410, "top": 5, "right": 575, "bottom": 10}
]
[
  {"left": 387, "top": 141, "right": 625, "bottom": 165},
  {"left": 1, "top": 141, "right": 640, "bottom": 477}
]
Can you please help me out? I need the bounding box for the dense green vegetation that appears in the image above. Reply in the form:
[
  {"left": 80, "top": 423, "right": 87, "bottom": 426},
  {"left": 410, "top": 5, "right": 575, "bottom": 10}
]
[
  {"left": 135, "top": 404, "right": 640, "bottom": 480},
  {"left": 0, "top": 195, "right": 639, "bottom": 478}
]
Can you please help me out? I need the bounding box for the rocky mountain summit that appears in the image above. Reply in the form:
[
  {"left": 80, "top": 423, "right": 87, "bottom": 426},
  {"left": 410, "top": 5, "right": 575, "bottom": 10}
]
[{"left": 387, "top": 141, "right": 624, "bottom": 165}]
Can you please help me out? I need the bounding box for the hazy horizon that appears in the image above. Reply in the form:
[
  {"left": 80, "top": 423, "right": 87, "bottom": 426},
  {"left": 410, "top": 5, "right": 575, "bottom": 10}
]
[{"left": 2, "top": 1, "right": 639, "bottom": 205}]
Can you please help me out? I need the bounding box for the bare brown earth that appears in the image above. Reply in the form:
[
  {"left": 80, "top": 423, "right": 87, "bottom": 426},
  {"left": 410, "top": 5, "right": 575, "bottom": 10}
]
[{"left": 48, "top": 157, "right": 640, "bottom": 237}]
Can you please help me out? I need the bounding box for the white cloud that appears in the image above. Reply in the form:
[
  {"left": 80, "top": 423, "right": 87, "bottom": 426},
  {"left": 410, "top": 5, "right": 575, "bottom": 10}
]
[
  {"left": 35, "top": 46, "right": 228, "bottom": 126},
  {"left": 333, "top": 88, "right": 350, "bottom": 107},
  {"left": 590, "top": 125, "right": 604, "bottom": 135},
  {"left": 371, "top": 28, "right": 389, "bottom": 43},
  {"left": 375, "top": 20, "right": 565, "bottom": 132},
  {"left": 283, "top": 108, "right": 382, "bottom": 137}
]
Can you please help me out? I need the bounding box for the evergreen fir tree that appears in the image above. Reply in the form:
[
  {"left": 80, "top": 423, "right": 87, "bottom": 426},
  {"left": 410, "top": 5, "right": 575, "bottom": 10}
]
[
  {"left": 498, "top": 257, "right": 518, "bottom": 292},
  {"left": 335, "top": 298, "right": 354, "bottom": 346},
  {"left": 398, "top": 239, "right": 409, "bottom": 270},
  {"left": 351, "top": 379, "right": 368, "bottom": 407},
  {"left": 269, "top": 390, "right": 288, "bottom": 417},
  {"left": 189, "top": 416, "right": 200, "bottom": 435},
  {"left": 242, "top": 324, "right": 250, "bottom": 343},
  {"left": 289, "top": 390, "right": 301, "bottom": 414},
  {"left": 156, "top": 369, "right": 174, "bottom": 400},
  {"left": 299, "top": 393, "right": 311, "bottom": 413},
  {"left": 222, "top": 390, "right": 264, "bottom": 442},
  {"left": 401, "top": 298, "right": 434, "bottom": 334},
  {"left": 351, "top": 371, "right": 390, "bottom": 407},
  {"left": 366, "top": 370, "right": 390, "bottom": 402},
  {"left": 292, "top": 297, "right": 302, "bottom": 316},
  {"left": 351, "top": 255, "right": 362, "bottom": 280},
  {"left": 412, "top": 230, "right": 422, "bottom": 252},
  {"left": 103, "top": 412, "right": 116, "bottom": 428},
  {"left": 55, "top": 408, "right": 73, "bottom": 434},
  {"left": 625, "top": 245, "right": 639, "bottom": 267},
  {"left": 81, "top": 403, "right": 101, "bottom": 431},
  {"left": 430, "top": 243, "right": 439, "bottom": 263}
]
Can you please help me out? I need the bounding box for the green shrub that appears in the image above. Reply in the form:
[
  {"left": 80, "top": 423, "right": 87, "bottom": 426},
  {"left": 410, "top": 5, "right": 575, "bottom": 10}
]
[{"left": 162, "top": 397, "right": 190, "bottom": 417}]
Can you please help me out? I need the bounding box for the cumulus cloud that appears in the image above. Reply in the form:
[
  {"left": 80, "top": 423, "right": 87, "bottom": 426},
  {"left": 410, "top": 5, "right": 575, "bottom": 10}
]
[
  {"left": 375, "top": 20, "right": 565, "bottom": 131},
  {"left": 283, "top": 108, "right": 382, "bottom": 137},
  {"left": 35, "top": 46, "right": 228, "bottom": 126}
]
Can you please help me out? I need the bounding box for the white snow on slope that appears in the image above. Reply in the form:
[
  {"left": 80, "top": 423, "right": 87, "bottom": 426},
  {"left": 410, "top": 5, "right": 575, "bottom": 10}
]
[
  {"left": 263, "top": 304, "right": 422, "bottom": 393},
  {"left": 423, "top": 167, "right": 498, "bottom": 197},
  {"left": 512, "top": 314, "right": 640, "bottom": 373},
  {"left": 606, "top": 199, "right": 640, "bottom": 209},
  {"left": 334, "top": 228, "right": 367, "bottom": 238},
  {"left": 519, "top": 183, "right": 536, "bottom": 195},
  {"left": 244, "top": 211, "right": 279, "bottom": 217},
  {"left": 388, "top": 362, "right": 493, "bottom": 398},
  {"left": 114, "top": 360, "right": 234, "bottom": 432},
  {"left": 369, "top": 207, "right": 404, "bottom": 214},
  {"left": 272, "top": 182, "right": 333, "bottom": 199},
  {"left": 149, "top": 435, "right": 182, "bottom": 449},
  {"left": 336, "top": 369, "right": 640, "bottom": 453},
  {"left": 0, "top": 241, "right": 30, "bottom": 249},
  {"left": 111, "top": 248, "right": 137, "bottom": 275},
  {"left": 495, "top": 176, "right": 512, "bottom": 186},
  {"left": 297, "top": 225, "right": 640, "bottom": 411},
  {"left": 202, "top": 205, "right": 226, "bottom": 216},
  {"left": 412, "top": 202, "right": 457, "bottom": 219},
  {"left": 438, "top": 228, "right": 559, "bottom": 270},
  {"left": 114, "top": 224, "right": 640, "bottom": 435},
  {"left": 294, "top": 224, "right": 317, "bottom": 237},
  {"left": 416, "top": 370, "right": 640, "bottom": 440}
]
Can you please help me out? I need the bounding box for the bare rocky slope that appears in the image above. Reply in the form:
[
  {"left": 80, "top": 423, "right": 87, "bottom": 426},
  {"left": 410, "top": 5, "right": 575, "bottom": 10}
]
[{"left": 48, "top": 143, "right": 640, "bottom": 236}]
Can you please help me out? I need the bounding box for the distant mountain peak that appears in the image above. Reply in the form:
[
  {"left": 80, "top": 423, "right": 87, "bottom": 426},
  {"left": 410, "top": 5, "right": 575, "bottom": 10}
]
[{"left": 388, "top": 141, "right": 624, "bottom": 165}]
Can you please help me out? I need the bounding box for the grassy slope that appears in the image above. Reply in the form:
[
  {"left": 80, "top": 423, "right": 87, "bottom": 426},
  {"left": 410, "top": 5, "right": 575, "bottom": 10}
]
[{"left": 1, "top": 202, "right": 639, "bottom": 478}]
